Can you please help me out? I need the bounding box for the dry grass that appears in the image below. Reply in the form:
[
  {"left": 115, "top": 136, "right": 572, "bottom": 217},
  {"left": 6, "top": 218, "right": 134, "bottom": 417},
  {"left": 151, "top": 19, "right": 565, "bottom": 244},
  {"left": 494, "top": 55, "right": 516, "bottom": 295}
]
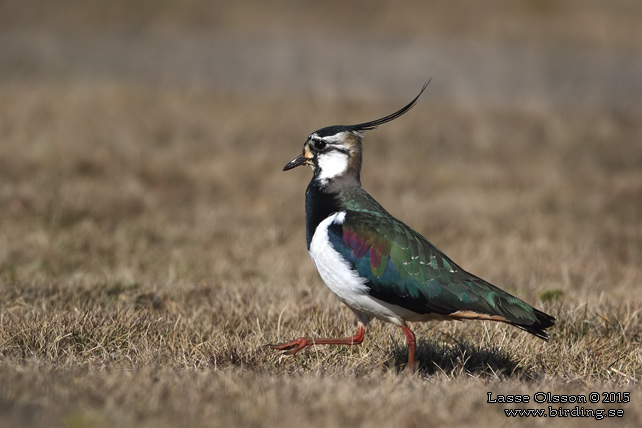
[{"left": 1, "top": 1, "right": 642, "bottom": 427}]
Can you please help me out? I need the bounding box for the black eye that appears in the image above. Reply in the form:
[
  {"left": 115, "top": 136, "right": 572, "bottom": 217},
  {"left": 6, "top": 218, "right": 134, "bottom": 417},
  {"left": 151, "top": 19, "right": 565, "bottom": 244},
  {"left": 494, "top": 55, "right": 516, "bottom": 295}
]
[{"left": 313, "top": 140, "right": 327, "bottom": 151}]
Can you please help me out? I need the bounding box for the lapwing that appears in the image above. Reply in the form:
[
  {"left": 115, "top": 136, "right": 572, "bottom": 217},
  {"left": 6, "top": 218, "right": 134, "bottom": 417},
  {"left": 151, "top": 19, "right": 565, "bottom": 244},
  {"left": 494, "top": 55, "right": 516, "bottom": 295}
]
[{"left": 271, "top": 83, "right": 555, "bottom": 373}]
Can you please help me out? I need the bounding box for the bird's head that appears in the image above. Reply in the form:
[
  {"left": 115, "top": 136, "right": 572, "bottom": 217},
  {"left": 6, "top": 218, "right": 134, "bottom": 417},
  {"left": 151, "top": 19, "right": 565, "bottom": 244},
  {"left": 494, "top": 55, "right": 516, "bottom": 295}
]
[{"left": 283, "top": 82, "right": 429, "bottom": 187}]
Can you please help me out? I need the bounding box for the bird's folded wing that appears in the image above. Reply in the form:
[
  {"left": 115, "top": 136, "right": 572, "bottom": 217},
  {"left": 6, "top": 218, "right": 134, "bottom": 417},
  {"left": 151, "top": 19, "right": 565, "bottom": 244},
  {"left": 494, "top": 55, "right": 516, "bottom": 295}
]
[{"left": 326, "top": 211, "right": 550, "bottom": 331}]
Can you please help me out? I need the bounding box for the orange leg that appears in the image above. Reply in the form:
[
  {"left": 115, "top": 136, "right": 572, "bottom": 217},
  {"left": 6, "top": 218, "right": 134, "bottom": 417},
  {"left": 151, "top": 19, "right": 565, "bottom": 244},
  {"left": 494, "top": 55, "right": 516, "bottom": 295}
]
[
  {"left": 269, "top": 324, "right": 366, "bottom": 355},
  {"left": 401, "top": 325, "right": 416, "bottom": 373}
]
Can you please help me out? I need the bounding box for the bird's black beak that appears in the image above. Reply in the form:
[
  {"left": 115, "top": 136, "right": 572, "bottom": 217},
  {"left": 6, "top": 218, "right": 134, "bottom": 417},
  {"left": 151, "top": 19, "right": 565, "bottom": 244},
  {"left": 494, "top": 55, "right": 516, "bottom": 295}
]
[{"left": 283, "top": 153, "right": 307, "bottom": 171}]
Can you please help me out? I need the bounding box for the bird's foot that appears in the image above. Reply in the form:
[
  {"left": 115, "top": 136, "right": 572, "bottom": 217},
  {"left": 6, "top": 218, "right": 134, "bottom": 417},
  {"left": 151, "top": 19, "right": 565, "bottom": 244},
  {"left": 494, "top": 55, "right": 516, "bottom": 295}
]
[{"left": 267, "top": 337, "right": 314, "bottom": 355}]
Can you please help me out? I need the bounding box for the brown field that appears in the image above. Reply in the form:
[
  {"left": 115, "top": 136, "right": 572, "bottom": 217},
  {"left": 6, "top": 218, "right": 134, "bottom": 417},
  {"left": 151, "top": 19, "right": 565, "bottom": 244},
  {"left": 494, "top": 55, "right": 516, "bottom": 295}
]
[{"left": 1, "top": 1, "right": 641, "bottom": 427}]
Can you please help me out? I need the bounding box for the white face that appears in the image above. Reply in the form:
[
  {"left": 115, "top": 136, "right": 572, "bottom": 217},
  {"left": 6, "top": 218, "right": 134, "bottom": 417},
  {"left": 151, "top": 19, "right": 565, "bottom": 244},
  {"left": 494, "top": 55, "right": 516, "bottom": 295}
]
[
  {"left": 306, "top": 131, "right": 354, "bottom": 186},
  {"left": 315, "top": 149, "right": 350, "bottom": 185}
]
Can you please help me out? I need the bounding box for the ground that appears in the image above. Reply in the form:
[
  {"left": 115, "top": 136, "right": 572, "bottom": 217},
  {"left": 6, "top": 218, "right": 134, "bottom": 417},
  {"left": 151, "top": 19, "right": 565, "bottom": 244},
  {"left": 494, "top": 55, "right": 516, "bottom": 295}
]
[{"left": 1, "top": 1, "right": 641, "bottom": 427}]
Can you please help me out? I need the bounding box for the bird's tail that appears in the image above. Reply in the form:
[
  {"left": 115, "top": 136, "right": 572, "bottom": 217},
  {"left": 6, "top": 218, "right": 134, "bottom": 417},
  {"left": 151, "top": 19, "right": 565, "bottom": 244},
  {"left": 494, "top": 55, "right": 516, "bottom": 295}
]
[{"left": 514, "top": 307, "right": 556, "bottom": 340}]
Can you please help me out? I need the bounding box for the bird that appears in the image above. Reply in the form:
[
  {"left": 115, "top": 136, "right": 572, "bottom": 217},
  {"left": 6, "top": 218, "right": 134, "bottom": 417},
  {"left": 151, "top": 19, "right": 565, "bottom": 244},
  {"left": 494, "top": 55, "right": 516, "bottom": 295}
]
[{"left": 270, "top": 83, "right": 555, "bottom": 373}]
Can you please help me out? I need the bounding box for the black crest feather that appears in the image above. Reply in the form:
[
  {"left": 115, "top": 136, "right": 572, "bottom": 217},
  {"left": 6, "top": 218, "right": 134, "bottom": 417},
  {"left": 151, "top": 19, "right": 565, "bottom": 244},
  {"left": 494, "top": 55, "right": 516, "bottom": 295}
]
[
  {"left": 313, "top": 81, "right": 430, "bottom": 138},
  {"left": 347, "top": 80, "right": 430, "bottom": 132}
]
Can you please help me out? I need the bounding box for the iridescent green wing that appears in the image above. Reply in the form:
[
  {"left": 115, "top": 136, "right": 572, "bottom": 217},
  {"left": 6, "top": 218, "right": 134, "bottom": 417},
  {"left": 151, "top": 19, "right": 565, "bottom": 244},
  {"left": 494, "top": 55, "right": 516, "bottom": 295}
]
[{"left": 327, "top": 211, "right": 554, "bottom": 338}]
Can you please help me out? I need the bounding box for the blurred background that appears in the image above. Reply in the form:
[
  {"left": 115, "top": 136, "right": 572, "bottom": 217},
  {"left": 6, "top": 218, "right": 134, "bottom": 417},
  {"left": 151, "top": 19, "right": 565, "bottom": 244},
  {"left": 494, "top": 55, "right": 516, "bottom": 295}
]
[
  {"left": 2, "top": 0, "right": 641, "bottom": 108},
  {"left": 1, "top": 0, "right": 641, "bottom": 295},
  {"left": 1, "top": 1, "right": 642, "bottom": 426}
]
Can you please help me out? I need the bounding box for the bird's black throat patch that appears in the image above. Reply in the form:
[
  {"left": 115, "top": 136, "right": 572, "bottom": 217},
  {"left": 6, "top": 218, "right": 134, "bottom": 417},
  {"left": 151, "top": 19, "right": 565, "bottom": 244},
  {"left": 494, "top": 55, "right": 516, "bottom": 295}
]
[{"left": 305, "top": 179, "right": 342, "bottom": 249}]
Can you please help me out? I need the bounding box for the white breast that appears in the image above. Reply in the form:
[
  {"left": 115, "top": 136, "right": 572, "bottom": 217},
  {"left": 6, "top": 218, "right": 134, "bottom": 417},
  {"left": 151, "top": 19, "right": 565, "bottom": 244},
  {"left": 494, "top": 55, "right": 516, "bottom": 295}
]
[
  {"left": 308, "top": 211, "right": 416, "bottom": 326},
  {"left": 309, "top": 211, "right": 367, "bottom": 295}
]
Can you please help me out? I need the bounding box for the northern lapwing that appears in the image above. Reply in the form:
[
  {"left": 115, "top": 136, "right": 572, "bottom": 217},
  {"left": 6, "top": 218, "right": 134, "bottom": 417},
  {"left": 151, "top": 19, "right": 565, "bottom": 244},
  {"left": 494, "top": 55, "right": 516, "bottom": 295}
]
[{"left": 271, "top": 83, "right": 555, "bottom": 373}]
